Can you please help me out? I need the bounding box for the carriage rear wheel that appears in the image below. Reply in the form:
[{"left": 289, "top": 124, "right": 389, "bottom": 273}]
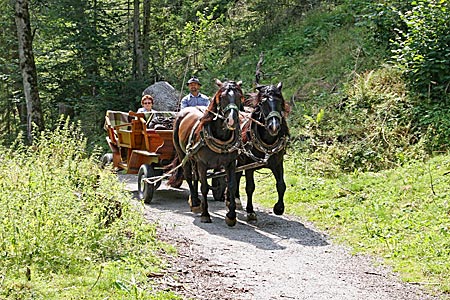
[{"left": 138, "top": 164, "right": 155, "bottom": 204}]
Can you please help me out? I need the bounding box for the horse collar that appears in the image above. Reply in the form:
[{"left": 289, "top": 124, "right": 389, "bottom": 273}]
[
  {"left": 202, "top": 123, "right": 241, "bottom": 154},
  {"left": 250, "top": 121, "right": 288, "bottom": 155}
]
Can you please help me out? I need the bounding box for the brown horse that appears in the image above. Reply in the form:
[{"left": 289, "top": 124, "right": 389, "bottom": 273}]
[
  {"left": 171, "top": 79, "right": 244, "bottom": 226},
  {"left": 236, "top": 82, "right": 290, "bottom": 221}
]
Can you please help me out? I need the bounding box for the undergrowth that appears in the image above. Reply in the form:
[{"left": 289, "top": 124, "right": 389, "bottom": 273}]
[{"left": 0, "top": 119, "right": 180, "bottom": 300}]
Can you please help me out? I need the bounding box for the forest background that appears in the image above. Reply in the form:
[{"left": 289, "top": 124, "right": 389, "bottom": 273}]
[
  {"left": 1, "top": 0, "right": 450, "bottom": 299},
  {"left": 1, "top": 0, "right": 450, "bottom": 169}
]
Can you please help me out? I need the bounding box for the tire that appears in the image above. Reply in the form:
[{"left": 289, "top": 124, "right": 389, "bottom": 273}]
[
  {"left": 211, "top": 177, "right": 226, "bottom": 201},
  {"left": 100, "top": 153, "right": 113, "bottom": 169},
  {"left": 138, "top": 164, "right": 155, "bottom": 204}
]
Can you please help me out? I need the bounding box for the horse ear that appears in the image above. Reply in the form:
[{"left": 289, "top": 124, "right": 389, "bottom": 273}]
[
  {"left": 215, "top": 78, "right": 223, "bottom": 87},
  {"left": 277, "top": 82, "right": 283, "bottom": 91},
  {"left": 237, "top": 80, "right": 242, "bottom": 87}
]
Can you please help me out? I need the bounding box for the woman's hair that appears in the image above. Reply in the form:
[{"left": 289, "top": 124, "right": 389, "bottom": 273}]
[{"left": 141, "top": 94, "right": 154, "bottom": 105}]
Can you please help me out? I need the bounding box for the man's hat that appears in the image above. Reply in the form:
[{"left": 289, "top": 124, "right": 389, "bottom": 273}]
[{"left": 187, "top": 77, "right": 201, "bottom": 86}]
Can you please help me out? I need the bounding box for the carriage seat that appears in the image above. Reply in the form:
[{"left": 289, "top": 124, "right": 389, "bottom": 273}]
[{"left": 104, "top": 110, "right": 133, "bottom": 145}]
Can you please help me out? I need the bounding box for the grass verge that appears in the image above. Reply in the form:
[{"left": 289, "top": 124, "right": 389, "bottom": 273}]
[
  {"left": 0, "top": 120, "right": 180, "bottom": 300},
  {"left": 251, "top": 150, "right": 450, "bottom": 296}
]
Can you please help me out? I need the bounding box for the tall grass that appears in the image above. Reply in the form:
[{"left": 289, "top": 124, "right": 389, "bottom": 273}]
[{"left": 0, "top": 119, "right": 180, "bottom": 299}]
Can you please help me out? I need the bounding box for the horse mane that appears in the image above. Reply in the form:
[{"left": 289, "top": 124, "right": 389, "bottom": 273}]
[{"left": 194, "top": 90, "right": 219, "bottom": 136}]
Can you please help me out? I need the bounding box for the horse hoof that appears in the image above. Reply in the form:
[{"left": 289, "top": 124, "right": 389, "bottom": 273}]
[
  {"left": 201, "top": 216, "right": 212, "bottom": 223},
  {"left": 225, "top": 216, "right": 237, "bottom": 227},
  {"left": 273, "top": 204, "right": 284, "bottom": 215},
  {"left": 191, "top": 206, "right": 202, "bottom": 213},
  {"left": 247, "top": 212, "right": 257, "bottom": 222}
]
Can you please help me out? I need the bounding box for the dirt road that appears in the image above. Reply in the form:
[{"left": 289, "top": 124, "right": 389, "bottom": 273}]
[{"left": 120, "top": 174, "right": 442, "bottom": 300}]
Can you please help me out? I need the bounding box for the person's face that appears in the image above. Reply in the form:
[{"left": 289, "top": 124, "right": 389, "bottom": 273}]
[
  {"left": 188, "top": 82, "right": 200, "bottom": 93},
  {"left": 143, "top": 99, "right": 153, "bottom": 109}
]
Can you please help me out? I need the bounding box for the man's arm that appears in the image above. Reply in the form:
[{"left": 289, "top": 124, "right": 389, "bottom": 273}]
[{"left": 180, "top": 96, "right": 188, "bottom": 109}]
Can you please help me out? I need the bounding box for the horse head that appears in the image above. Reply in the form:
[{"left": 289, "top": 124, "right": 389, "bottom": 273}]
[
  {"left": 255, "top": 82, "right": 286, "bottom": 137},
  {"left": 210, "top": 79, "right": 244, "bottom": 131}
]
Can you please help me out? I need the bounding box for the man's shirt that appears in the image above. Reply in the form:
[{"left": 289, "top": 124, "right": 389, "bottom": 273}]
[{"left": 180, "top": 93, "right": 210, "bottom": 109}]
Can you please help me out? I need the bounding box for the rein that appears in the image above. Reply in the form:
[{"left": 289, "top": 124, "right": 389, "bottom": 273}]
[{"left": 206, "top": 103, "right": 239, "bottom": 121}]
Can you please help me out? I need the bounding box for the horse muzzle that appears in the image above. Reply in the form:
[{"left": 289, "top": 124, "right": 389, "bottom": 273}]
[
  {"left": 265, "top": 111, "right": 282, "bottom": 136},
  {"left": 266, "top": 118, "right": 281, "bottom": 136},
  {"left": 223, "top": 103, "right": 239, "bottom": 130}
]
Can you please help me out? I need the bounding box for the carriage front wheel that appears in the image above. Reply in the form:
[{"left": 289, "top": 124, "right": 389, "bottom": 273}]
[
  {"left": 138, "top": 164, "right": 155, "bottom": 204},
  {"left": 100, "top": 153, "right": 113, "bottom": 169}
]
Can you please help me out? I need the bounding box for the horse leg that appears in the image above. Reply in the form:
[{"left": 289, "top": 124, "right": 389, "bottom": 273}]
[
  {"left": 186, "top": 162, "right": 202, "bottom": 213},
  {"left": 233, "top": 171, "right": 244, "bottom": 210},
  {"left": 272, "top": 162, "right": 286, "bottom": 215},
  {"left": 198, "top": 164, "right": 211, "bottom": 223},
  {"left": 225, "top": 161, "right": 237, "bottom": 227},
  {"left": 235, "top": 171, "right": 242, "bottom": 200},
  {"left": 244, "top": 169, "right": 257, "bottom": 222}
]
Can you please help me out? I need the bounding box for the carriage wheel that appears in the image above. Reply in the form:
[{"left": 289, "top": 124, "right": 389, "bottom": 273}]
[
  {"left": 100, "top": 153, "right": 113, "bottom": 169},
  {"left": 138, "top": 164, "right": 155, "bottom": 204},
  {"left": 211, "top": 177, "right": 226, "bottom": 201}
]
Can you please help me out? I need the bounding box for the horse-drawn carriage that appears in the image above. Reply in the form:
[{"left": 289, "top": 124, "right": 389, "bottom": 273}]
[{"left": 102, "top": 79, "right": 290, "bottom": 227}]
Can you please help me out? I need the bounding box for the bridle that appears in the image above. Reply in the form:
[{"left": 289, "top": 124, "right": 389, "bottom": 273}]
[{"left": 259, "top": 92, "right": 284, "bottom": 127}]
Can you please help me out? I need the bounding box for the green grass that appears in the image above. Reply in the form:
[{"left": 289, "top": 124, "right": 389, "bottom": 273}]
[
  {"left": 0, "top": 120, "right": 181, "bottom": 300},
  {"left": 251, "top": 150, "right": 450, "bottom": 296}
]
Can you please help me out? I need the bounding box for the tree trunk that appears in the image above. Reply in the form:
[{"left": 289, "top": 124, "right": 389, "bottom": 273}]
[
  {"left": 14, "top": 0, "right": 44, "bottom": 142},
  {"left": 133, "top": 0, "right": 143, "bottom": 80},
  {"left": 142, "top": 0, "right": 150, "bottom": 77}
]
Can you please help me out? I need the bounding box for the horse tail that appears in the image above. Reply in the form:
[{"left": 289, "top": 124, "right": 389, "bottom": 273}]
[
  {"left": 165, "top": 154, "right": 184, "bottom": 188},
  {"left": 166, "top": 112, "right": 185, "bottom": 188}
]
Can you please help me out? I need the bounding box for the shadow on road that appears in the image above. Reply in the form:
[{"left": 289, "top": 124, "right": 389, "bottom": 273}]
[{"left": 123, "top": 175, "right": 328, "bottom": 250}]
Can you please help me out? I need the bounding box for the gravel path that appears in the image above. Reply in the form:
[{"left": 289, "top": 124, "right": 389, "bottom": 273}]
[{"left": 120, "top": 174, "right": 444, "bottom": 300}]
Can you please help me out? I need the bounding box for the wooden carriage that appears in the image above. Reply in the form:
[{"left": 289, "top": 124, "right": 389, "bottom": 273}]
[{"left": 102, "top": 110, "right": 176, "bottom": 203}]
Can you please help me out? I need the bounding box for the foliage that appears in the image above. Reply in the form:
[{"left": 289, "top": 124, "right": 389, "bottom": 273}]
[
  {"left": 359, "top": 0, "right": 412, "bottom": 50},
  {"left": 412, "top": 98, "right": 450, "bottom": 153},
  {"left": 251, "top": 151, "right": 450, "bottom": 294},
  {"left": 391, "top": 0, "right": 450, "bottom": 99},
  {"left": 0, "top": 119, "right": 179, "bottom": 299}
]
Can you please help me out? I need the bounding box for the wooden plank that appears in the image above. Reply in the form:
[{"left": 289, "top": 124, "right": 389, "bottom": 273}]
[{"left": 127, "top": 150, "right": 160, "bottom": 174}]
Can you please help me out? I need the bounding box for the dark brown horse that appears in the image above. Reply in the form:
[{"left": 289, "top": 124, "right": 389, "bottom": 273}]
[
  {"left": 171, "top": 79, "right": 244, "bottom": 226},
  {"left": 236, "top": 82, "right": 290, "bottom": 221}
]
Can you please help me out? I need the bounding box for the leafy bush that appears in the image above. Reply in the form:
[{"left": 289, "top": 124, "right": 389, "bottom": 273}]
[
  {"left": 360, "top": 0, "right": 412, "bottom": 49},
  {"left": 0, "top": 119, "right": 178, "bottom": 299},
  {"left": 391, "top": 0, "right": 450, "bottom": 99}
]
